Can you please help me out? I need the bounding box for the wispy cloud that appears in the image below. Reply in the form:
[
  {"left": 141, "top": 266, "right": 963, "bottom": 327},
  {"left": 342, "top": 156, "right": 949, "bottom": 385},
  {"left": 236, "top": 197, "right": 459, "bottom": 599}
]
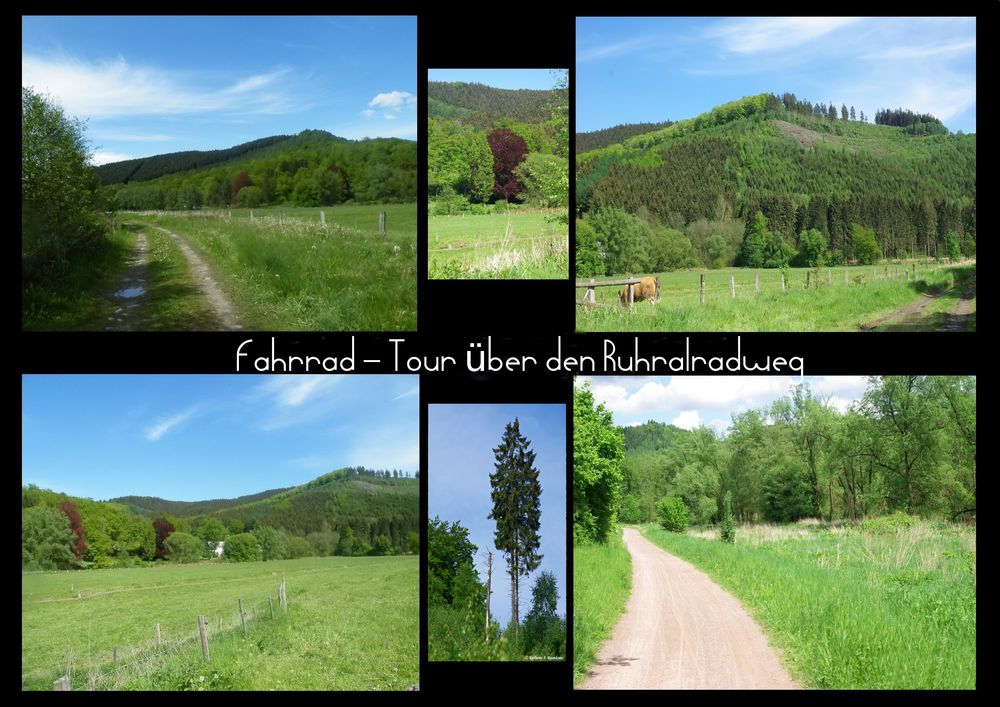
[
  {"left": 392, "top": 385, "right": 419, "bottom": 401},
  {"left": 21, "top": 53, "right": 303, "bottom": 119},
  {"left": 865, "top": 39, "right": 975, "bottom": 61},
  {"left": 90, "top": 150, "right": 133, "bottom": 166},
  {"left": 254, "top": 376, "right": 341, "bottom": 409},
  {"left": 145, "top": 406, "right": 200, "bottom": 441},
  {"left": 708, "top": 17, "right": 861, "bottom": 54},
  {"left": 249, "top": 376, "right": 346, "bottom": 431},
  {"left": 577, "top": 34, "right": 659, "bottom": 63}
]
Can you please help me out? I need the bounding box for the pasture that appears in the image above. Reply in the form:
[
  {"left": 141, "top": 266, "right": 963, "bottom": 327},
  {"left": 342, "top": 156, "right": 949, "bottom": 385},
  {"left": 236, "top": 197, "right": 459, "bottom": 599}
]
[
  {"left": 640, "top": 520, "right": 976, "bottom": 689},
  {"left": 577, "top": 262, "right": 975, "bottom": 332},
  {"left": 22, "top": 555, "right": 418, "bottom": 691},
  {"left": 428, "top": 210, "right": 568, "bottom": 279},
  {"left": 133, "top": 203, "right": 417, "bottom": 330}
]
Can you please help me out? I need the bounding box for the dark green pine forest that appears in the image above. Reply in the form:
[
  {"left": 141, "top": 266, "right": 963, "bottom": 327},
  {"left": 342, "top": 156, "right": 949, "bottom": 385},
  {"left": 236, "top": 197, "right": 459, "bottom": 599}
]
[
  {"left": 576, "top": 93, "right": 975, "bottom": 276},
  {"left": 22, "top": 467, "right": 419, "bottom": 570}
]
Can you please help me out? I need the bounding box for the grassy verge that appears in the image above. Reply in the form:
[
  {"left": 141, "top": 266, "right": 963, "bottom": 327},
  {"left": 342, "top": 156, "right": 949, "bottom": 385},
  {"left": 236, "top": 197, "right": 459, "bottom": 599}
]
[
  {"left": 134, "top": 204, "right": 417, "bottom": 330},
  {"left": 577, "top": 263, "right": 971, "bottom": 332},
  {"left": 639, "top": 522, "right": 976, "bottom": 689},
  {"left": 22, "top": 556, "right": 418, "bottom": 691},
  {"left": 573, "top": 531, "right": 632, "bottom": 685},
  {"left": 22, "top": 225, "right": 134, "bottom": 330},
  {"left": 143, "top": 226, "right": 221, "bottom": 330},
  {"left": 429, "top": 210, "right": 568, "bottom": 279}
]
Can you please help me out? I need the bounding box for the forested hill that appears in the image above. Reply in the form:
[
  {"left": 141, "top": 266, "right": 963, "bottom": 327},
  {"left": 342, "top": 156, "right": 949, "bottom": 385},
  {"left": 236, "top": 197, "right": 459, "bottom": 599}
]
[
  {"left": 428, "top": 80, "right": 563, "bottom": 128},
  {"left": 101, "top": 129, "right": 417, "bottom": 210},
  {"left": 22, "top": 466, "right": 420, "bottom": 569},
  {"left": 110, "top": 487, "right": 292, "bottom": 517},
  {"left": 95, "top": 134, "right": 295, "bottom": 185},
  {"left": 577, "top": 92, "right": 976, "bottom": 262},
  {"left": 575, "top": 121, "right": 675, "bottom": 154}
]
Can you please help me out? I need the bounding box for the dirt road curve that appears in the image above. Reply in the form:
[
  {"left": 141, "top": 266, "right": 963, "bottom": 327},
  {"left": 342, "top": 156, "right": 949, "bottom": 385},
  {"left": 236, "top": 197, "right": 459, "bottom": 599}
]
[
  {"left": 154, "top": 225, "right": 242, "bottom": 330},
  {"left": 579, "top": 528, "right": 797, "bottom": 690}
]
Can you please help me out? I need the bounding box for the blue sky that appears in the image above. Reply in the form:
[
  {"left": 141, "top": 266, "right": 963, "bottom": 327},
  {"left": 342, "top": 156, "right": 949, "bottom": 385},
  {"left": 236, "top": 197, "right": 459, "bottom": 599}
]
[
  {"left": 577, "top": 17, "right": 976, "bottom": 133},
  {"left": 428, "top": 404, "right": 566, "bottom": 628},
  {"left": 22, "top": 375, "right": 419, "bottom": 501},
  {"left": 580, "top": 376, "right": 871, "bottom": 433},
  {"left": 428, "top": 68, "right": 562, "bottom": 91},
  {"left": 21, "top": 16, "right": 417, "bottom": 165}
]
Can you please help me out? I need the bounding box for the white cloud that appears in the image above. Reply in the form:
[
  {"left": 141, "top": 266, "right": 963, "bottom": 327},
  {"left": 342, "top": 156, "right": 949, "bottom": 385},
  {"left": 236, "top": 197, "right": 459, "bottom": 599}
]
[
  {"left": 145, "top": 407, "right": 199, "bottom": 441},
  {"left": 367, "top": 90, "right": 416, "bottom": 111},
  {"left": 392, "top": 385, "right": 419, "bottom": 401},
  {"left": 255, "top": 376, "right": 341, "bottom": 409},
  {"left": 671, "top": 410, "right": 701, "bottom": 430},
  {"left": 866, "top": 39, "right": 975, "bottom": 61},
  {"left": 21, "top": 54, "right": 300, "bottom": 119},
  {"left": 89, "top": 150, "right": 132, "bottom": 166},
  {"left": 578, "top": 35, "right": 658, "bottom": 63},
  {"left": 709, "top": 17, "right": 861, "bottom": 54},
  {"left": 361, "top": 108, "right": 375, "bottom": 118}
]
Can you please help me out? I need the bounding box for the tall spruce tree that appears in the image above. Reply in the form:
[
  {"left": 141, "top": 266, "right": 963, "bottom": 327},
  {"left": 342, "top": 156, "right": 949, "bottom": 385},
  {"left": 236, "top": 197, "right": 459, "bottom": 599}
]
[{"left": 488, "top": 418, "right": 543, "bottom": 633}]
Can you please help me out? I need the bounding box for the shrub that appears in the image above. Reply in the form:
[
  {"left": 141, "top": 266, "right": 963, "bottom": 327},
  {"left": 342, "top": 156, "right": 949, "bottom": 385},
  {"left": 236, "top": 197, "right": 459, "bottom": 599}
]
[
  {"left": 224, "top": 532, "right": 262, "bottom": 562},
  {"left": 720, "top": 491, "right": 735, "bottom": 544},
  {"left": 857, "top": 512, "right": 920, "bottom": 534},
  {"left": 164, "top": 531, "right": 203, "bottom": 563},
  {"left": 658, "top": 496, "right": 690, "bottom": 533}
]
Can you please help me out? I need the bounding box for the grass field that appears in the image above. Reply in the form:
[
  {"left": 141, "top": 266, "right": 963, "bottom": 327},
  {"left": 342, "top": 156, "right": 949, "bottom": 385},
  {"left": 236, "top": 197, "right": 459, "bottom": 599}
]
[
  {"left": 572, "top": 533, "right": 632, "bottom": 685},
  {"left": 22, "top": 225, "right": 135, "bottom": 331},
  {"left": 22, "top": 556, "right": 418, "bottom": 691},
  {"left": 577, "top": 262, "right": 975, "bottom": 332},
  {"left": 639, "top": 520, "right": 976, "bottom": 689},
  {"left": 132, "top": 203, "right": 417, "bottom": 330},
  {"left": 428, "top": 210, "right": 568, "bottom": 279}
]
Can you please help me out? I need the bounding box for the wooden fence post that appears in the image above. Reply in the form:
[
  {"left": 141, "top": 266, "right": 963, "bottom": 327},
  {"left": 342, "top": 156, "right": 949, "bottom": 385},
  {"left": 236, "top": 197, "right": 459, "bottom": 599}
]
[
  {"left": 754, "top": 272, "right": 760, "bottom": 295},
  {"left": 53, "top": 675, "right": 71, "bottom": 691},
  {"left": 320, "top": 210, "right": 326, "bottom": 226},
  {"left": 781, "top": 273, "right": 786, "bottom": 292},
  {"left": 729, "top": 274, "right": 735, "bottom": 299},
  {"left": 250, "top": 209, "right": 254, "bottom": 222},
  {"left": 379, "top": 211, "right": 387, "bottom": 236},
  {"left": 627, "top": 283, "right": 634, "bottom": 306},
  {"left": 198, "top": 615, "right": 211, "bottom": 663},
  {"left": 700, "top": 274, "right": 705, "bottom": 304},
  {"left": 239, "top": 599, "right": 247, "bottom": 634}
]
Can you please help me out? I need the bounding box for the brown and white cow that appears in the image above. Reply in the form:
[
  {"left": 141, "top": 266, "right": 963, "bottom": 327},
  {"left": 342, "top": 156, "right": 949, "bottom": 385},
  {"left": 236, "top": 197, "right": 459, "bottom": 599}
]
[{"left": 619, "top": 276, "right": 661, "bottom": 306}]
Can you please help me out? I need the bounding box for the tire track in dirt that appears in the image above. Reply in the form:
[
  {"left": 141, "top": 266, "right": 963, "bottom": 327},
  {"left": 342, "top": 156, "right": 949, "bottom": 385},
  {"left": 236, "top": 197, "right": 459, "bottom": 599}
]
[
  {"left": 152, "top": 225, "right": 242, "bottom": 330},
  {"left": 579, "top": 527, "right": 797, "bottom": 690}
]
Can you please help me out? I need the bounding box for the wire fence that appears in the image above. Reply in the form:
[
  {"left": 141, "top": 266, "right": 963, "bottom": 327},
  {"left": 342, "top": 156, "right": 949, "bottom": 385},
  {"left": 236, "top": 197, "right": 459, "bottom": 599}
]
[{"left": 42, "top": 578, "right": 288, "bottom": 691}]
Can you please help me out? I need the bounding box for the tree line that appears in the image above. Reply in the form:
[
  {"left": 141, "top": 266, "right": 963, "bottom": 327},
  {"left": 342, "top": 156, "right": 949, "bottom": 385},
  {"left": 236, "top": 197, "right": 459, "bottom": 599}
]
[
  {"left": 428, "top": 75, "right": 568, "bottom": 215},
  {"left": 573, "top": 377, "right": 975, "bottom": 547},
  {"left": 575, "top": 92, "right": 975, "bottom": 275},
  {"left": 576, "top": 120, "right": 676, "bottom": 154},
  {"left": 107, "top": 130, "right": 416, "bottom": 211},
  {"left": 21, "top": 468, "right": 420, "bottom": 571}
]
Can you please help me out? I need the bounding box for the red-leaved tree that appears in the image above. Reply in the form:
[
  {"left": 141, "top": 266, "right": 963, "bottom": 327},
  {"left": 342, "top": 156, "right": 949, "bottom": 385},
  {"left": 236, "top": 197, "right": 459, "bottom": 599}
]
[
  {"left": 232, "top": 171, "right": 252, "bottom": 199},
  {"left": 59, "top": 501, "right": 88, "bottom": 560},
  {"left": 486, "top": 128, "right": 528, "bottom": 202},
  {"left": 153, "top": 517, "right": 175, "bottom": 560}
]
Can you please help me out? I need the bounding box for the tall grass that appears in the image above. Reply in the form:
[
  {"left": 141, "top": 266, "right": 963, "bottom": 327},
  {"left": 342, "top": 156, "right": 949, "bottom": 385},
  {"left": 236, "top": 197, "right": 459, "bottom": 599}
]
[
  {"left": 134, "top": 204, "right": 417, "bottom": 330},
  {"left": 22, "top": 225, "right": 135, "bottom": 330},
  {"left": 22, "top": 555, "right": 418, "bottom": 690},
  {"left": 578, "top": 263, "right": 970, "bottom": 332},
  {"left": 639, "top": 521, "right": 976, "bottom": 689},
  {"left": 573, "top": 532, "right": 632, "bottom": 685},
  {"left": 429, "top": 210, "right": 568, "bottom": 279}
]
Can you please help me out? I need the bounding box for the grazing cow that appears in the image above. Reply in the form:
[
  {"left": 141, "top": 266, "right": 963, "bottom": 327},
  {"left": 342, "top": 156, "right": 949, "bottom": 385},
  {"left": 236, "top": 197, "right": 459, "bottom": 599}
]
[{"left": 619, "top": 276, "right": 661, "bottom": 306}]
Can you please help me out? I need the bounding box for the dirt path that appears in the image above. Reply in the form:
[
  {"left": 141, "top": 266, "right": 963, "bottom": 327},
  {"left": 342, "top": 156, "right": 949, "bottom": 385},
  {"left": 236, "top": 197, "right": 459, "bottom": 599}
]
[
  {"left": 152, "top": 225, "right": 242, "bottom": 330},
  {"left": 105, "top": 230, "right": 149, "bottom": 331},
  {"left": 579, "top": 528, "right": 797, "bottom": 690},
  {"left": 861, "top": 270, "right": 975, "bottom": 332}
]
